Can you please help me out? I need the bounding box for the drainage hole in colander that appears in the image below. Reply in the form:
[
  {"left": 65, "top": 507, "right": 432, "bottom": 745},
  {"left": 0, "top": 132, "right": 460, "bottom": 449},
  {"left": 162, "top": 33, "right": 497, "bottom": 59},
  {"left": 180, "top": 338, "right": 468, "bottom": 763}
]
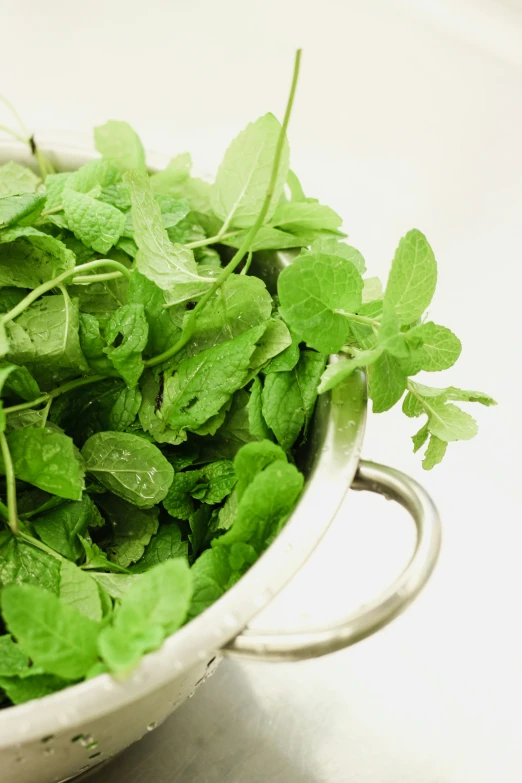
[
  {"left": 71, "top": 734, "right": 99, "bottom": 750},
  {"left": 41, "top": 735, "right": 54, "bottom": 744},
  {"left": 147, "top": 721, "right": 157, "bottom": 731}
]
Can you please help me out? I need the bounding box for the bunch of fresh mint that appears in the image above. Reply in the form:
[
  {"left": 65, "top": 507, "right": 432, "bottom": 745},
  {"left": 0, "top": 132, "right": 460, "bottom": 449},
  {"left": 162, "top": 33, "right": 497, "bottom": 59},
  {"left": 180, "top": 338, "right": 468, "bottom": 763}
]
[{"left": 0, "top": 54, "right": 493, "bottom": 707}]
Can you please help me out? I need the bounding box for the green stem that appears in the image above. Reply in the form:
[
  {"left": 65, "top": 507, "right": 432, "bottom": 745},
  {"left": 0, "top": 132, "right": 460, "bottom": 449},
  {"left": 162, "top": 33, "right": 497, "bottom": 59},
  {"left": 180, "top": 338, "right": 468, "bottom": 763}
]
[
  {"left": 0, "top": 431, "right": 18, "bottom": 534},
  {"left": 406, "top": 381, "right": 434, "bottom": 416},
  {"left": 335, "top": 310, "right": 381, "bottom": 329},
  {"left": 0, "top": 124, "right": 28, "bottom": 144},
  {"left": 39, "top": 204, "right": 63, "bottom": 218},
  {"left": 0, "top": 93, "right": 30, "bottom": 137},
  {"left": 72, "top": 271, "right": 124, "bottom": 284},
  {"left": 3, "top": 374, "right": 106, "bottom": 415},
  {"left": 240, "top": 250, "right": 253, "bottom": 275},
  {"left": 186, "top": 230, "right": 242, "bottom": 249},
  {"left": 19, "top": 531, "right": 64, "bottom": 561},
  {"left": 1, "top": 259, "right": 131, "bottom": 326},
  {"left": 145, "top": 48, "right": 302, "bottom": 369}
]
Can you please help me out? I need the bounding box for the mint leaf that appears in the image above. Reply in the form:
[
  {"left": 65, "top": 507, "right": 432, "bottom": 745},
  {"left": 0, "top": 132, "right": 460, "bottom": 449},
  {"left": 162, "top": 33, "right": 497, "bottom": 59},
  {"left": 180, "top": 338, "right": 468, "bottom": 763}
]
[
  {"left": 131, "top": 523, "right": 188, "bottom": 573},
  {"left": 0, "top": 192, "right": 46, "bottom": 229},
  {"left": 304, "top": 239, "right": 366, "bottom": 274},
  {"left": 383, "top": 229, "right": 437, "bottom": 325},
  {"left": 109, "top": 385, "right": 142, "bottom": 431},
  {"left": 412, "top": 422, "right": 429, "bottom": 452},
  {"left": 402, "top": 322, "right": 462, "bottom": 373},
  {"left": 0, "top": 531, "right": 60, "bottom": 593},
  {"left": 149, "top": 153, "right": 192, "bottom": 194},
  {"left": 193, "top": 460, "right": 236, "bottom": 504},
  {"left": 262, "top": 350, "right": 325, "bottom": 449},
  {"left": 94, "top": 120, "right": 146, "bottom": 173},
  {"left": 278, "top": 253, "right": 363, "bottom": 354},
  {"left": 0, "top": 229, "right": 75, "bottom": 288},
  {"left": 162, "top": 324, "right": 266, "bottom": 435},
  {"left": 89, "top": 572, "right": 140, "bottom": 599},
  {"left": 62, "top": 189, "right": 125, "bottom": 254},
  {"left": 6, "top": 292, "right": 89, "bottom": 386},
  {"left": 216, "top": 459, "right": 303, "bottom": 551},
  {"left": 422, "top": 435, "right": 447, "bottom": 469},
  {"left": 34, "top": 494, "right": 100, "bottom": 561},
  {"left": 426, "top": 402, "right": 478, "bottom": 442},
  {"left": 98, "top": 559, "right": 192, "bottom": 673},
  {"left": 318, "top": 347, "right": 383, "bottom": 394},
  {"left": 368, "top": 352, "right": 407, "bottom": 412},
  {"left": 0, "top": 673, "right": 68, "bottom": 704},
  {"left": 104, "top": 303, "right": 148, "bottom": 388},
  {"left": 270, "top": 200, "right": 342, "bottom": 233},
  {"left": 0, "top": 635, "right": 29, "bottom": 676},
  {"left": 67, "top": 158, "right": 121, "bottom": 194},
  {"left": 222, "top": 226, "right": 307, "bottom": 251},
  {"left": 211, "top": 113, "right": 289, "bottom": 229},
  {"left": 127, "top": 270, "right": 182, "bottom": 357},
  {"left": 79, "top": 537, "right": 130, "bottom": 574},
  {"left": 189, "top": 547, "right": 244, "bottom": 618},
  {"left": 59, "top": 560, "right": 103, "bottom": 622},
  {"left": 233, "top": 440, "right": 287, "bottom": 502},
  {"left": 247, "top": 376, "right": 272, "bottom": 440},
  {"left": 82, "top": 431, "right": 174, "bottom": 508},
  {"left": 1, "top": 583, "right": 99, "bottom": 680},
  {"left": 1, "top": 428, "right": 85, "bottom": 500},
  {"left": 0, "top": 360, "right": 40, "bottom": 401},
  {"left": 0, "top": 162, "right": 40, "bottom": 198},
  {"left": 264, "top": 328, "right": 300, "bottom": 374},
  {"left": 163, "top": 471, "right": 199, "bottom": 520},
  {"left": 124, "top": 170, "right": 211, "bottom": 305},
  {"left": 96, "top": 493, "right": 160, "bottom": 568},
  {"left": 249, "top": 319, "right": 292, "bottom": 371}
]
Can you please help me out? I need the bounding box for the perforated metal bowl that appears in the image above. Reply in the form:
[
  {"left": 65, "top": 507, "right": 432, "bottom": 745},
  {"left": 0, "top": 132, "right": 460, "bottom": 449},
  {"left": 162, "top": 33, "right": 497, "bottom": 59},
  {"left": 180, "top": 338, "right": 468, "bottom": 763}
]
[{"left": 0, "top": 139, "right": 441, "bottom": 783}]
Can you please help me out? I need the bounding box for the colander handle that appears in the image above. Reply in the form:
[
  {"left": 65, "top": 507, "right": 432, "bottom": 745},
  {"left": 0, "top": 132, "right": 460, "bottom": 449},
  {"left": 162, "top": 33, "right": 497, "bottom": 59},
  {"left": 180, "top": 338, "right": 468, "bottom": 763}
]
[{"left": 222, "top": 460, "right": 441, "bottom": 661}]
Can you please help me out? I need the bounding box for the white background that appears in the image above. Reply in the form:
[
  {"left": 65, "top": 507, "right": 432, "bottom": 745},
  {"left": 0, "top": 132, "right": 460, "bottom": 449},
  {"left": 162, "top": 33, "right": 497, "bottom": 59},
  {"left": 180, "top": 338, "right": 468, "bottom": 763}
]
[{"left": 1, "top": 1, "right": 521, "bottom": 781}]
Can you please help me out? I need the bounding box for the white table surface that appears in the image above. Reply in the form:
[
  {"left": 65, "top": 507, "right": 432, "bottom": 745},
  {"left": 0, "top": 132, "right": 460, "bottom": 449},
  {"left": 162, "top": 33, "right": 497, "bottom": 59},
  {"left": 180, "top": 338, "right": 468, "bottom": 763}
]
[{"left": 2, "top": 1, "right": 521, "bottom": 781}]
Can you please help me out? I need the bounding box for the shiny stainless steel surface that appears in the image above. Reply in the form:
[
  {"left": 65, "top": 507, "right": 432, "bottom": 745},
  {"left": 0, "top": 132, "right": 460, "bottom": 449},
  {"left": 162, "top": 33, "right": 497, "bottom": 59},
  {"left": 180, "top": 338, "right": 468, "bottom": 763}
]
[{"left": 0, "top": 139, "right": 439, "bottom": 783}]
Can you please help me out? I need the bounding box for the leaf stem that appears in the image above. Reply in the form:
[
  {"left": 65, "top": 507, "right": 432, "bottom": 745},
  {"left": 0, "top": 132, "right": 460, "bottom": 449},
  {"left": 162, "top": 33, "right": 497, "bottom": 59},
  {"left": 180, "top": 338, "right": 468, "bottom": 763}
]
[
  {"left": 0, "top": 93, "right": 30, "bottom": 138},
  {"left": 19, "top": 531, "right": 65, "bottom": 561},
  {"left": 0, "top": 431, "right": 19, "bottom": 534},
  {"left": 0, "top": 124, "right": 28, "bottom": 144},
  {"left": 185, "top": 230, "right": 242, "bottom": 249},
  {"left": 1, "top": 259, "right": 131, "bottom": 326},
  {"left": 3, "top": 374, "right": 106, "bottom": 415},
  {"left": 72, "top": 271, "right": 124, "bottom": 284},
  {"left": 144, "top": 48, "right": 302, "bottom": 369},
  {"left": 406, "top": 381, "right": 434, "bottom": 416},
  {"left": 335, "top": 310, "right": 381, "bottom": 329}
]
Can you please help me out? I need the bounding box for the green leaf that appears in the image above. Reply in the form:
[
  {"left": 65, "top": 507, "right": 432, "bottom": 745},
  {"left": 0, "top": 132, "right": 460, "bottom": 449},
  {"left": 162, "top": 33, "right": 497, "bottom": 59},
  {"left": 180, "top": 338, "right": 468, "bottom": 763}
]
[
  {"left": 278, "top": 253, "right": 363, "bottom": 354},
  {"left": 34, "top": 494, "right": 101, "bottom": 561},
  {"left": 222, "top": 226, "right": 307, "bottom": 251},
  {"left": 59, "top": 560, "right": 103, "bottom": 622},
  {"left": 189, "top": 547, "right": 243, "bottom": 618},
  {"left": 162, "top": 324, "right": 267, "bottom": 435},
  {"left": 247, "top": 376, "right": 272, "bottom": 440},
  {"left": 262, "top": 350, "right": 326, "bottom": 449},
  {"left": 368, "top": 352, "right": 407, "bottom": 413},
  {"left": 383, "top": 229, "right": 437, "bottom": 325},
  {"left": 127, "top": 270, "right": 182, "bottom": 357},
  {"left": 44, "top": 172, "right": 70, "bottom": 211},
  {"left": 211, "top": 113, "right": 289, "bottom": 229},
  {"left": 98, "top": 559, "right": 192, "bottom": 673},
  {"left": 1, "top": 583, "right": 99, "bottom": 680},
  {"left": 403, "top": 382, "right": 496, "bottom": 418},
  {"left": 318, "top": 347, "right": 383, "bottom": 394},
  {"left": 233, "top": 440, "right": 288, "bottom": 502},
  {"left": 0, "top": 635, "right": 30, "bottom": 676},
  {"left": 131, "top": 523, "right": 188, "bottom": 573},
  {"left": 249, "top": 318, "right": 292, "bottom": 370},
  {"left": 104, "top": 303, "right": 148, "bottom": 388},
  {"left": 62, "top": 189, "right": 125, "bottom": 254},
  {"left": 0, "top": 161, "right": 40, "bottom": 198},
  {"left": 401, "top": 322, "right": 462, "bottom": 373},
  {"left": 378, "top": 310, "right": 409, "bottom": 358},
  {"left": 193, "top": 460, "right": 237, "bottom": 504},
  {"left": 422, "top": 434, "right": 447, "bottom": 470},
  {"left": 82, "top": 431, "right": 174, "bottom": 508},
  {"left": 0, "top": 229, "right": 75, "bottom": 288},
  {"left": 94, "top": 120, "right": 146, "bottom": 173},
  {"left": 0, "top": 428, "right": 85, "bottom": 500},
  {"left": 67, "top": 158, "right": 121, "bottom": 194},
  {"left": 362, "top": 276, "right": 382, "bottom": 303},
  {"left": 79, "top": 536, "right": 130, "bottom": 574},
  {"left": 0, "top": 531, "right": 60, "bottom": 593},
  {"left": 149, "top": 153, "right": 192, "bottom": 194},
  {"left": 6, "top": 292, "right": 89, "bottom": 386},
  {"left": 0, "top": 673, "right": 68, "bottom": 705},
  {"left": 304, "top": 240, "right": 366, "bottom": 274},
  {"left": 0, "top": 192, "right": 46, "bottom": 228},
  {"left": 175, "top": 275, "right": 272, "bottom": 365},
  {"left": 216, "top": 460, "right": 303, "bottom": 552},
  {"left": 137, "top": 372, "right": 187, "bottom": 446},
  {"left": 0, "top": 360, "right": 40, "bottom": 401},
  {"left": 264, "top": 329, "right": 300, "bottom": 374},
  {"left": 163, "top": 471, "right": 199, "bottom": 520},
  {"left": 96, "top": 493, "right": 160, "bottom": 568},
  {"left": 412, "top": 422, "right": 429, "bottom": 452},
  {"left": 89, "top": 572, "right": 140, "bottom": 599},
  {"left": 270, "top": 200, "right": 342, "bottom": 233},
  {"left": 109, "top": 385, "right": 142, "bottom": 431},
  {"left": 426, "top": 402, "right": 478, "bottom": 442},
  {"left": 124, "top": 170, "right": 211, "bottom": 305}
]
